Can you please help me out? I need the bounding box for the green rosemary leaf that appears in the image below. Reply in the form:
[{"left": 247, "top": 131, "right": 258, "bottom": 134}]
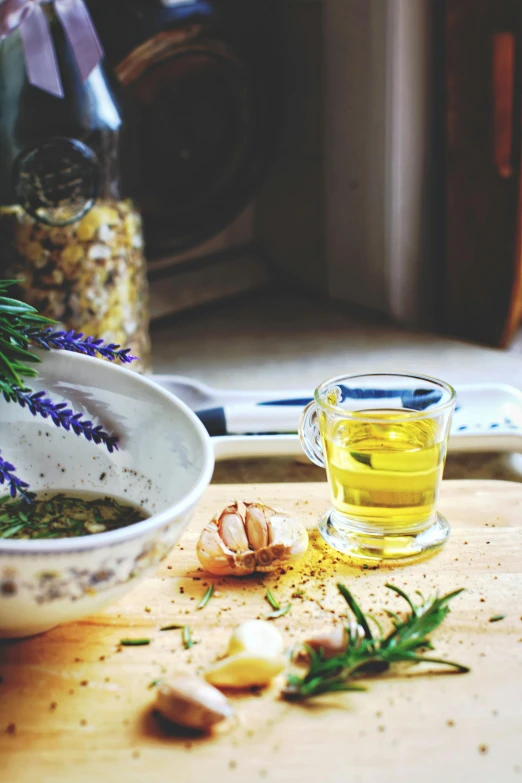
[
  {"left": 384, "top": 582, "right": 417, "bottom": 614},
  {"left": 120, "top": 639, "right": 151, "bottom": 646},
  {"left": 0, "top": 337, "right": 39, "bottom": 362},
  {"left": 196, "top": 584, "right": 214, "bottom": 610},
  {"left": 399, "top": 651, "right": 470, "bottom": 673},
  {"left": 437, "top": 588, "right": 465, "bottom": 606},
  {"left": 489, "top": 614, "right": 506, "bottom": 623},
  {"left": 182, "top": 626, "right": 195, "bottom": 649},
  {"left": 0, "top": 351, "right": 23, "bottom": 386},
  {"left": 266, "top": 603, "right": 292, "bottom": 620},
  {"left": 337, "top": 584, "right": 373, "bottom": 640},
  {"left": 0, "top": 522, "right": 25, "bottom": 538},
  {"left": 0, "top": 301, "right": 37, "bottom": 315},
  {"left": 0, "top": 279, "right": 22, "bottom": 290},
  {"left": 266, "top": 589, "right": 280, "bottom": 611},
  {"left": 160, "top": 624, "right": 184, "bottom": 632},
  {"left": 384, "top": 609, "right": 402, "bottom": 625},
  {"left": 148, "top": 679, "right": 163, "bottom": 689}
]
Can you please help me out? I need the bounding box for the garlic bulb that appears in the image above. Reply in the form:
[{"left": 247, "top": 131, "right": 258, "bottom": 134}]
[
  {"left": 196, "top": 501, "right": 308, "bottom": 576},
  {"left": 155, "top": 675, "right": 233, "bottom": 730}
]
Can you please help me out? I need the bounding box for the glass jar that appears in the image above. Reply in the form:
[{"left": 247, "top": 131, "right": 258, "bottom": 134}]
[{"left": 0, "top": 2, "right": 150, "bottom": 372}]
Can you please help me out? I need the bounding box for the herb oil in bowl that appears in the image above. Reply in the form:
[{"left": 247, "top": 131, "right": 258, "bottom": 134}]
[
  {"left": 322, "top": 409, "right": 445, "bottom": 531},
  {"left": 0, "top": 492, "right": 148, "bottom": 539}
]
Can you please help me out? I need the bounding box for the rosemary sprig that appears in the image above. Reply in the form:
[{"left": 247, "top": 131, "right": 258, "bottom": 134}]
[
  {"left": 197, "top": 584, "right": 214, "bottom": 610},
  {"left": 282, "top": 582, "right": 469, "bottom": 700}
]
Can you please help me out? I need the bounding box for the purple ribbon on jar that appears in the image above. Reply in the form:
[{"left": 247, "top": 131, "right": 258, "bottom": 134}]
[{"left": 0, "top": 0, "right": 104, "bottom": 98}]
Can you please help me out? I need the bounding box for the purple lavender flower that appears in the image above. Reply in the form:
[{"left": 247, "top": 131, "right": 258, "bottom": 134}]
[
  {"left": 5, "top": 388, "right": 119, "bottom": 453},
  {"left": 28, "top": 328, "right": 137, "bottom": 364},
  {"left": 0, "top": 451, "right": 34, "bottom": 503}
]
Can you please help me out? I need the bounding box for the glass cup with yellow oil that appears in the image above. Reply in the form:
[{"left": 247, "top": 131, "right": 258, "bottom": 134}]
[{"left": 299, "top": 373, "right": 456, "bottom": 562}]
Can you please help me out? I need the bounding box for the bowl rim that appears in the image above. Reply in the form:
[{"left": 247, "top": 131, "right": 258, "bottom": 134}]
[{"left": 0, "top": 352, "right": 215, "bottom": 553}]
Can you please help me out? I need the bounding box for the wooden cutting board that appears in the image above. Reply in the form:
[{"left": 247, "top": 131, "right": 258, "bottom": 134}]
[{"left": 1, "top": 480, "right": 522, "bottom": 783}]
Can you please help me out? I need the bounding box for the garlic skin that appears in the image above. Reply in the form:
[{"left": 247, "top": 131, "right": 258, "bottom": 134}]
[
  {"left": 204, "top": 652, "right": 287, "bottom": 689},
  {"left": 155, "top": 675, "right": 233, "bottom": 731},
  {"left": 196, "top": 501, "right": 308, "bottom": 576},
  {"left": 227, "top": 620, "right": 284, "bottom": 658}
]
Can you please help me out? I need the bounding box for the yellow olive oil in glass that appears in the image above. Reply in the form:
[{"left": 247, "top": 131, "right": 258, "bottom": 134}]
[{"left": 322, "top": 409, "right": 446, "bottom": 531}]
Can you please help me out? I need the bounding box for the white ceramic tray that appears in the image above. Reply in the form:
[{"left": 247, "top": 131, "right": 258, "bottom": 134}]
[{"left": 152, "top": 376, "right": 522, "bottom": 461}]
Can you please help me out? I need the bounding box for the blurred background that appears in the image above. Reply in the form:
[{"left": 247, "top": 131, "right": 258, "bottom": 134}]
[
  {"left": 4, "top": 0, "right": 522, "bottom": 482},
  {"left": 89, "top": 0, "right": 522, "bottom": 351}
]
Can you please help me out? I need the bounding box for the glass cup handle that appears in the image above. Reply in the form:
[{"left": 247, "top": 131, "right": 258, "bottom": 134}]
[{"left": 298, "top": 401, "right": 326, "bottom": 468}]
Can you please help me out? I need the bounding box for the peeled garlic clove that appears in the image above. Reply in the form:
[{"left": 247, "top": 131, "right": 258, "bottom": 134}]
[
  {"left": 217, "top": 502, "right": 250, "bottom": 552},
  {"left": 304, "top": 626, "right": 349, "bottom": 659},
  {"left": 244, "top": 502, "right": 270, "bottom": 550},
  {"left": 227, "top": 620, "right": 284, "bottom": 658},
  {"left": 204, "top": 652, "right": 287, "bottom": 689},
  {"left": 155, "top": 675, "right": 233, "bottom": 731}
]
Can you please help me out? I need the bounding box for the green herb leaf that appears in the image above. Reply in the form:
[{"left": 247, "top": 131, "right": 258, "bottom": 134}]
[
  {"left": 266, "top": 603, "right": 292, "bottom": 620},
  {"left": 266, "top": 589, "right": 280, "bottom": 611},
  {"left": 120, "top": 639, "right": 150, "bottom": 646},
  {"left": 489, "top": 614, "right": 506, "bottom": 623},
  {"left": 0, "top": 522, "right": 25, "bottom": 538},
  {"left": 182, "top": 626, "right": 195, "bottom": 649},
  {"left": 197, "top": 584, "right": 214, "bottom": 610},
  {"left": 338, "top": 583, "right": 374, "bottom": 640},
  {"left": 160, "top": 624, "right": 184, "bottom": 632}
]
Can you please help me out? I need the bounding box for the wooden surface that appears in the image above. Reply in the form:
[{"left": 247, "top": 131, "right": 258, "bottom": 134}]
[{"left": 1, "top": 480, "right": 522, "bottom": 783}]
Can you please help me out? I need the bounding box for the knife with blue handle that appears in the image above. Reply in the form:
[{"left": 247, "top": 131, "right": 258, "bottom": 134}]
[
  {"left": 152, "top": 375, "right": 522, "bottom": 453},
  {"left": 196, "top": 388, "right": 443, "bottom": 436}
]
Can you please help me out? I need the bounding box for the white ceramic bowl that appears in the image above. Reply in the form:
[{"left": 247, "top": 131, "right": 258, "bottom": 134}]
[{"left": 0, "top": 351, "right": 214, "bottom": 638}]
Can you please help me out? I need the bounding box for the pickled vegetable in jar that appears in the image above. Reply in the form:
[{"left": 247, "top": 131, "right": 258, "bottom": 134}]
[{"left": 0, "top": 1, "right": 150, "bottom": 372}]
